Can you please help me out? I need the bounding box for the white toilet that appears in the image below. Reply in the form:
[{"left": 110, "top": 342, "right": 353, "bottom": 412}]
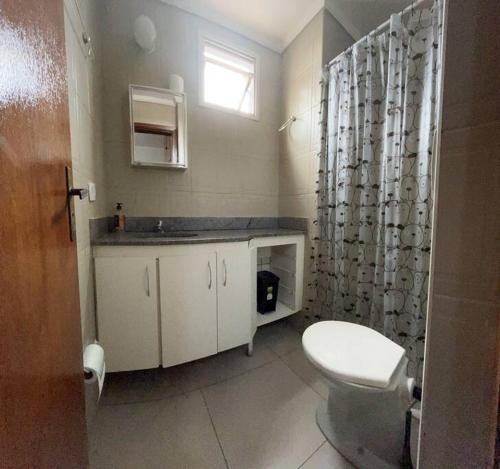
[{"left": 302, "top": 321, "right": 416, "bottom": 469}]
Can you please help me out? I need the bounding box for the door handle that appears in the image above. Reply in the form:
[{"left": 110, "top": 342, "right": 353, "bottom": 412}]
[
  {"left": 65, "top": 166, "right": 89, "bottom": 242},
  {"left": 145, "top": 266, "right": 150, "bottom": 297},
  {"left": 223, "top": 259, "right": 227, "bottom": 287},
  {"left": 68, "top": 187, "right": 89, "bottom": 200},
  {"left": 208, "top": 261, "right": 212, "bottom": 290}
]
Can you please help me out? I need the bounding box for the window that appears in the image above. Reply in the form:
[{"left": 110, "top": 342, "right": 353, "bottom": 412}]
[{"left": 201, "top": 39, "right": 257, "bottom": 117}]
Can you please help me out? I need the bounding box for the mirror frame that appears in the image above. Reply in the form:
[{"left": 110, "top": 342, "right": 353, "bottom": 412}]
[{"left": 129, "top": 84, "right": 188, "bottom": 169}]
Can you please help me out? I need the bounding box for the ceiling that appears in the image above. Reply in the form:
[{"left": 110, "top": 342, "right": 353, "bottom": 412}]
[
  {"left": 325, "top": 0, "right": 413, "bottom": 40},
  {"left": 160, "top": 0, "right": 413, "bottom": 53}
]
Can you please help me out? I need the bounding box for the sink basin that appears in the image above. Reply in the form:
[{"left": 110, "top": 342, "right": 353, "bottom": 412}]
[{"left": 132, "top": 232, "right": 198, "bottom": 238}]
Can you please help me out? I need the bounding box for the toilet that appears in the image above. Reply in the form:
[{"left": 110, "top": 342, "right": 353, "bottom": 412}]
[{"left": 302, "top": 321, "right": 416, "bottom": 469}]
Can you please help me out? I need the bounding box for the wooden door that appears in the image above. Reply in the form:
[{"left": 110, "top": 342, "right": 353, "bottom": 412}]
[
  {"left": 159, "top": 248, "right": 217, "bottom": 367},
  {"left": 0, "top": 1, "right": 88, "bottom": 467},
  {"left": 217, "top": 243, "right": 251, "bottom": 352},
  {"left": 95, "top": 257, "right": 160, "bottom": 372}
]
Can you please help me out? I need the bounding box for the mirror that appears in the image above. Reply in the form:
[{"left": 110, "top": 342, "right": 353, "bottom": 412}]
[{"left": 129, "top": 84, "right": 188, "bottom": 168}]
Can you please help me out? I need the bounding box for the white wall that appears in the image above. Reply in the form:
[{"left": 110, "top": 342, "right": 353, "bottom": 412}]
[
  {"left": 278, "top": 10, "right": 352, "bottom": 223},
  {"left": 278, "top": 10, "right": 353, "bottom": 327},
  {"left": 64, "top": 0, "right": 106, "bottom": 346},
  {"left": 419, "top": 0, "right": 500, "bottom": 466},
  {"left": 102, "top": 0, "right": 282, "bottom": 217}
]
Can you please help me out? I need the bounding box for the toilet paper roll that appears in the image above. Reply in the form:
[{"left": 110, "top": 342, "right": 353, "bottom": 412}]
[
  {"left": 169, "top": 74, "right": 184, "bottom": 93},
  {"left": 84, "top": 343, "right": 105, "bottom": 395}
]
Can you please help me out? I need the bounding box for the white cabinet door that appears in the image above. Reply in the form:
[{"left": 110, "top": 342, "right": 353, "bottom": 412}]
[
  {"left": 159, "top": 249, "right": 217, "bottom": 367},
  {"left": 95, "top": 257, "right": 159, "bottom": 372},
  {"left": 217, "top": 243, "right": 251, "bottom": 352}
]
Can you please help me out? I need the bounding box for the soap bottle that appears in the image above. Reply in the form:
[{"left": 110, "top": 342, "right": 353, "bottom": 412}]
[{"left": 114, "top": 203, "right": 125, "bottom": 232}]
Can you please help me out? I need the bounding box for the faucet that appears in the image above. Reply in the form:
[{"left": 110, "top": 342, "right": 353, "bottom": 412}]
[{"left": 155, "top": 220, "right": 164, "bottom": 232}]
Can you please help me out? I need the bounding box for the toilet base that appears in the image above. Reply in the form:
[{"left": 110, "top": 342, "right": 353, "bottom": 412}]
[
  {"left": 316, "top": 400, "right": 397, "bottom": 469},
  {"left": 314, "top": 359, "right": 412, "bottom": 469}
]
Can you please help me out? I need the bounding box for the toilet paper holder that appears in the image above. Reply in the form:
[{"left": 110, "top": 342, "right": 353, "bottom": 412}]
[{"left": 83, "top": 343, "right": 105, "bottom": 426}]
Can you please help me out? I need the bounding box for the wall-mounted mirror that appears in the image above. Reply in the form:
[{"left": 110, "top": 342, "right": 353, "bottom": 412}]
[{"left": 129, "top": 84, "right": 188, "bottom": 169}]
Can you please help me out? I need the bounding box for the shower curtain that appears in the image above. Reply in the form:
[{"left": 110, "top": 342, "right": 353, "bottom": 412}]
[{"left": 306, "top": 2, "right": 443, "bottom": 381}]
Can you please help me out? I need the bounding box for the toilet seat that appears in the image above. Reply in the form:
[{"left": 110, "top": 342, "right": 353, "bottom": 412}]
[{"left": 302, "top": 321, "right": 405, "bottom": 389}]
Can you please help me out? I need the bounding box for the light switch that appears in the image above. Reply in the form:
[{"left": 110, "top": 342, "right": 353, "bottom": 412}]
[{"left": 88, "top": 182, "right": 96, "bottom": 202}]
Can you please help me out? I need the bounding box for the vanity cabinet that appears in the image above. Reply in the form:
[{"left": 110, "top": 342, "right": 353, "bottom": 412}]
[
  {"left": 216, "top": 244, "right": 251, "bottom": 352},
  {"left": 94, "top": 242, "right": 252, "bottom": 371},
  {"left": 159, "top": 249, "right": 218, "bottom": 367},
  {"left": 95, "top": 257, "right": 160, "bottom": 372},
  {"left": 159, "top": 243, "right": 251, "bottom": 367}
]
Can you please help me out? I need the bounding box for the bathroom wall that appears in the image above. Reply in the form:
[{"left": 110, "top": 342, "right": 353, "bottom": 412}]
[
  {"left": 278, "top": 12, "right": 322, "bottom": 222},
  {"left": 101, "top": 0, "right": 281, "bottom": 218},
  {"left": 64, "top": 0, "right": 106, "bottom": 346},
  {"left": 279, "top": 10, "right": 352, "bottom": 223},
  {"left": 420, "top": 0, "right": 500, "bottom": 466},
  {"left": 278, "top": 9, "right": 353, "bottom": 325}
]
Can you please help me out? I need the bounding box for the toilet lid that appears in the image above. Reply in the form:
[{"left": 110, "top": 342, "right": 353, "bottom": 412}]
[{"left": 302, "top": 321, "right": 406, "bottom": 389}]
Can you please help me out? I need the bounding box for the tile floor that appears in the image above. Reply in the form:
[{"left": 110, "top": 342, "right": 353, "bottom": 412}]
[{"left": 89, "top": 319, "right": 355, "bottom": 469}]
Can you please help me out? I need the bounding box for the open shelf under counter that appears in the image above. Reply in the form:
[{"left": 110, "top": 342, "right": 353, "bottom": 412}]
[
  {"left": 250, "top": 234, "right": 305, "bottom": 333},
  {"left": 256, "top": 301, "right": 296, "bottom": 327}
]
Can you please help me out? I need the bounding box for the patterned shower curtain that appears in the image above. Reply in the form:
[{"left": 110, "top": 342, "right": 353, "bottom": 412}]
[{"left": 306, "top": 2, "right": 443, "bottom": 381}]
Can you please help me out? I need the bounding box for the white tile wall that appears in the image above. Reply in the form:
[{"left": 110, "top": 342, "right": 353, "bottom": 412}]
[
  {"left": 420, "top": 2, "right": 500, "bottom": 465},
  {"left": 64, "top": 0, "right": 106, "bottom": 346},
  {"left": 101, "top": 0, "right": 282, "bottom": 218},
  {"left": 278, "top": 10, "right": 353, "bottom": 318},
  {"left": 278, "top": 10, "right": 352, "bottom": 220}
]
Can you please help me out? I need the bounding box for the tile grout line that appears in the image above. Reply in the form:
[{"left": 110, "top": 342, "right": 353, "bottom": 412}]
[
  {"left": 297, "top": 440, "right": 327, "bottom": 469},
  {"left": 189, "top": 345, "right": 281, "bottom": 393},
  {"left": 276, "top": 345, "right": 358, "bottom": 469},
  {"left": 100, "top": 329, "right": 302, "bottom": 407},
  {"left": 201, "top": 388, "right": 230, "bottom": 469},
  {"left": 275, "top": 347, "right": 327, "bottom": 401},
  {"left": 266, "top": 331, "right": 332, "bottom": 467},
  {"left": 101, "top": 344, "right": 280, "bottom": 408},
  {"left": 100, "top": 384, "right": 189, "bottom": 407},
  {"left": 101, "top": 330, "right": 305, "bottom": 409},
  {"left": 96, "top": 327, "right": 330, "bottom": 468}
]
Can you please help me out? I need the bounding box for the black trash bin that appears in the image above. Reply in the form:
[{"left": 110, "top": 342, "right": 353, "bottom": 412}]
[{"left": 257, "top": 271, "right": 280, "bottom": 314}]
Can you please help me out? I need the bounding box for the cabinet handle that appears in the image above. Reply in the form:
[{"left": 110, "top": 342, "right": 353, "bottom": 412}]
[
  {"left": 208, "top": 261, "right": 212, "bottom": 290},
  {"left": 223, "top": 259, "right": 227, "bottom": 287},
  {"left": 145, "top": 266, "right": 150, "bottom": 297}
]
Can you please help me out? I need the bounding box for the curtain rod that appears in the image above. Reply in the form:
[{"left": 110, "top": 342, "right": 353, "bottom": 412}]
[{"left": 327, "top": 0, "right": 433, "bottom": 67}]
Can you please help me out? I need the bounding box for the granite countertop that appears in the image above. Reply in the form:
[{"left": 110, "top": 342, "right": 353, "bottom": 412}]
[{"left": 92, "top": 228, "right": 305, "bottom": 246}]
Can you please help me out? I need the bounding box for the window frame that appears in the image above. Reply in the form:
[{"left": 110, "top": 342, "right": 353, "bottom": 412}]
[{"left": 198, "top": 35, "right": 260, "bottom": 121}]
